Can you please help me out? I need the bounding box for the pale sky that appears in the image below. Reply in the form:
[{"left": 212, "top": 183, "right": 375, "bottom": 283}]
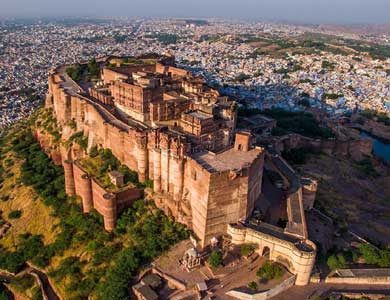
[{"left": 1, "top": 0, "right": 389, "bottom": 24}]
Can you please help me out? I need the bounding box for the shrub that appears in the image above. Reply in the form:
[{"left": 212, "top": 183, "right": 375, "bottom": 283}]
[
  {"left": 354, "top": 158, "right": 378, "bottom": 177},
  {"left": 282, "top": 148, "right": 310, "bottom": 165},
  {"left": 5, "top": 172, "right": 14, "bottom": 178},
  {"left": 4, "top": 158, "right": 13, "bottom": 167},
  {"left": 0, "top": 195, "right": 10, "bottom": 202},
  {"left": 0, "top": 290, "right": 8, "bottom": 300},
  {"left": 327, "top": 254, "right": 346, "bottom": 270},
  {"left": 8, "top": 210, "right": 22, "bottom": 219},
  {"left": 235, "top": 73, "right": 251, "bottom": 82},
  {"left": 10, "top": 274, "right": 35, "bottom": 292},
  {"left": 88, "top": 59, "right": 100, "bottom": 78},
  {"left": 68, "top": 131, "right": 88, "bottom": 150},
  {"left": 277, "top": 218, "right": 288, "bottom": 228},
  {"left": 358, "top": 244, "right": 390, "bottom": 267},
  {"left": 298, "top": 98, "right": 311, "bottom": 107},
  {"left": 262, "top": 108, "right": 334, "bottom": 139},
  {"left": 66, "top": 64, "right": 86, "bottom": 83},
  {"left": 31, "top": 286, "right": 43, "bottom": 300},
  {"left": 256, "top": 261, "right": 284, "bottom": 280},
  {"left": 89, "top": 146, "right": 99, "bottom": 158},
  {"left": 208, "top": 250, "right": 223, "bottom": 269},
  {"left": 248, "top": 281, "right": 258, "bottom": 290},
  {"left": 240, "top": 244, "right": 254, "bottom": 257}
]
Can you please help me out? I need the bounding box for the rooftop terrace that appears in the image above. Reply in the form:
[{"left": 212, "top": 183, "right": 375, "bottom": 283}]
[
  {"left": 191, "top": 147, "right": 263, "bottom": 173},
  {"left": 185, "top": 110, "right": 213, "bottom": 120}
]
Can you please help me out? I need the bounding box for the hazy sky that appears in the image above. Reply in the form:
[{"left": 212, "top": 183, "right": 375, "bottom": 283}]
[{"left": 1, "top": 0, "right": 389, "bottom": 24}]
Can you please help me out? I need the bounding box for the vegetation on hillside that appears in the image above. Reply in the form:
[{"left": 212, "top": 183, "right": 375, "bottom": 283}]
[
  {"left": 358, "top": 243, "right": 390, "bottom": 267},
  {"left": 353, "top": 157, "right": 379, "bottom": 178},
  {"left": 65, "top": 58, "right": 101, "bottom": 83},
  {"left": 324, "top": 243, "right": 390, "bottom": 271},
  {"left": 0, "top": 123, "right": 188, "bottom": 300},
  {"left": 360, "top": 109, "right": 390, "bottom": 126},
  {"left": 263, "top": 109, "right": 334, "bottom": 139},
  {"left": 7, "top": 273, "right": 43, "bottom": 300},
  {"left": 87, "top": 58, "right": 100, "bottom": 79},
  {"left": 34, "top": 108, "right": 62, "bottom": 145},
  {"left": 79, "top": 147, "right": 139, "bottom": 191},
  {"left": 238, "top": 108, "right": 334, "bottom": 139},
  {"left": 64, "top": 131, "right": 88, "bottom": 150},
  {"left": 66, "top": 64, "right": 86, "bottom": 83},
  {"left": 282, "top": 148, "right": 312, "bottom": 165},
  {"left": 242, "top": 32, "right": 390, "bottom": 60}
]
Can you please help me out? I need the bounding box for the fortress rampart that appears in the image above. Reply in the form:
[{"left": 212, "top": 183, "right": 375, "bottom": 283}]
[
  {"left": 35, "top": 55, "right": 324, "bottom": 287},
  {"left": 273, "top": 133, "right": 373, "bottom": 161},
  {"left": 70, "top": 158, "right": 140, "bottom": 230},
  {"left": 44, "top": 63, "right": 265, "bottom": 248},
  {"left": 227, "top": 223, "right": 316, "bottom": 286},
  {"left": 43, "top": 57, "right": 318, "bottom": 289}
]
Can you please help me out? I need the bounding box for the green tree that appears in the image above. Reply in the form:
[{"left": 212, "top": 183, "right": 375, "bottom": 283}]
[
  {"left": 358, "top": 243, "right": 390, "bottom": 267},
  {"left": 208, "top": 250, "right": 223, "bottom": 269},
  {"left": 88, "top": 59, "right": 100, "bottom": 78},
  {"left": 89, "top": 146, "right": 99, "bottom": 158},
  {"left": 235, "top": 73, "right": 251, "bottom": 83},
  {"left": 8, "top": 210, "right": 22, "bottom": 219},
  {"left": 282, "top": 148, "right": 310, "bottom": 165},
  {"left": 248, "top": 281, "right": 258, "bottom": 290},
  {"left": 256, "top": 261, "right": 284, "bottom": 280}
]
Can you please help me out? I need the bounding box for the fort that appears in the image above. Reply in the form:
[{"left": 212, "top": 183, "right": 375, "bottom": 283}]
[{"left": 42, "top": 54, "right": 317, "bottom": 286}]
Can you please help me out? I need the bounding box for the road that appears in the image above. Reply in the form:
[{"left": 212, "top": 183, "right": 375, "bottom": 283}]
[{"left": 270, "top": 283, "right": 390, "bottom": 300}]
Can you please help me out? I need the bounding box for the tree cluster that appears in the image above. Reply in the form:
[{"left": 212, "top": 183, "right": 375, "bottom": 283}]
[
  {"left": 256, "top": 261, "right": 284, "bottom": 281},
  {"left": 0, "top": 126, "right": 188, "bottom": 300},
  {"left": 263, "top": 108, "right": 335, "bottom": 139}
]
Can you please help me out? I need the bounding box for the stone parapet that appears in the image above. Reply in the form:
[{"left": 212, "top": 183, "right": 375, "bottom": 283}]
[
  {"left": 227, "top": 223, "right": 316, "bottom": 286},
  {"left": 47, "top": 58, "right": 264, "bottom": 249}
]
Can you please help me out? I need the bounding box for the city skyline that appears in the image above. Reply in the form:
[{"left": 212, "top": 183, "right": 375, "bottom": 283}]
[
  {"left": 0, "top": 9, "right": 390, "bottom": 300},
  {"left": 1, "top": 0, "right": 390, "bottom": 24}
]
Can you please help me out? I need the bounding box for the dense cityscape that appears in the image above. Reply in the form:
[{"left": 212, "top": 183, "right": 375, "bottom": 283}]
[
  {"left": 0, "top": 14, "right": 390, "bottom": 300},
  {"left": 1, "top": 18, "right": 390, "bottom": 131}
]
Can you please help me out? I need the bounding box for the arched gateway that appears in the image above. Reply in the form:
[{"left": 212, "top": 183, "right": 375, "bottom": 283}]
[{"left": 227, "top": 223, "right": 316, "bottom": 286}]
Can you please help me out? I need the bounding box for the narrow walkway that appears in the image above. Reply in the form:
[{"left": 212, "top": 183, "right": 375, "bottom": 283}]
[{"left": 270, "top": 283, "right": 390, "bottom": 300}]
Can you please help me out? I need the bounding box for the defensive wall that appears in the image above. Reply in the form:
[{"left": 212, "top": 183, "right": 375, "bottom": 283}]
[
  {"left": 227, "top": 223, "right": 316, "bottom": 286},
  {"left": 58, "top": 145, "right": 141, "bottom": 230},
  {"left": 38, "top": 57, "right": 322, "bottom": 287},
  {"left": 325, "top": 268, "right": 390, "bottom": 285},
  {"left": 45, "top": 63, "right": 265, "bottom": 248},
  {"left": 226, "top": 274, "right": 296, "bottom": 300},
  {"left": 273, "top": 133, "right": 373, "bottom": 161},
  {"left": 351, "top": 113, "right": 390, "bottom": 141}
]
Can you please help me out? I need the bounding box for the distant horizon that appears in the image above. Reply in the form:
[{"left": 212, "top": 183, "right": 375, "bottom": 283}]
[
  {"left": 1, "top": 0, "right": 389, "bottom": 25},
  {"left": 0, "top": 15, "right": 389, "bottom": 27}
]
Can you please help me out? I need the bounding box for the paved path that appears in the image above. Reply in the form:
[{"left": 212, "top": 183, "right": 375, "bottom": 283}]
[{"left": 270, "top": 283, "right": 390, "bottom": 300}]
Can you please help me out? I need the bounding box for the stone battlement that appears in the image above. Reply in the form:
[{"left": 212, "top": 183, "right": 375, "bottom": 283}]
[
  {"left": 64, "top": 153, "right": 141, "bottom": 230},
  {"left": 45, "top": 55, "right": 264, "bottom": 248},
  {"left": 227, "top": 223, "right": 316, "bottom": 286}
]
